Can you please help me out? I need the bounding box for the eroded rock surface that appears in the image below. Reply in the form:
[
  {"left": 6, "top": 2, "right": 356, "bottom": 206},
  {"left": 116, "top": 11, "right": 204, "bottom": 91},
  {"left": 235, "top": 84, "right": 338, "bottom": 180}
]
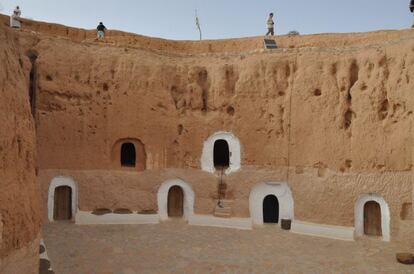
[{"left": 0, "top": 23, "right": 41, "bottom": 273}]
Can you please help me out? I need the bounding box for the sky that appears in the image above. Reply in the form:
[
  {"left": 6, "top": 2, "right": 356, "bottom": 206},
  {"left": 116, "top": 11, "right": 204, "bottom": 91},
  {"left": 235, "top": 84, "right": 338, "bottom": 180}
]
[{"left": 0, "top": 0, "right": 413, "bottom": 40}]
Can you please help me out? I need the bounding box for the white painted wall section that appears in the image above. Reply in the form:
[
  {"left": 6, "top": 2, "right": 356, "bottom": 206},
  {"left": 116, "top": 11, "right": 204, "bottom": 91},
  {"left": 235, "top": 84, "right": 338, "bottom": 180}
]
[
  {"left": 201, "top": 131, "right": 241, "bottom": 174},
  {"left": 249, "top": 182, "right": 294, "bottom": 226},
  {"left": 157, "top": 179, "right": 195, "bottom": 221},
  {"left": 47, "top": 176, "right": 78, "bottom": 222},
  {"left": 291, "top": 221, "right": 355, "bottom": 241},
  {"left": 354, "top": 193, "right": 390, "bottom": 242}
]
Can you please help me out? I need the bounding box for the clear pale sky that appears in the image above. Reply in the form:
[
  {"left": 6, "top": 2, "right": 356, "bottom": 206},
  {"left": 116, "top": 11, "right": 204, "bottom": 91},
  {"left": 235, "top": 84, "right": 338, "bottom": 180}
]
[{"left": 1, "top": 0, "right": 413, "bottom": 40}]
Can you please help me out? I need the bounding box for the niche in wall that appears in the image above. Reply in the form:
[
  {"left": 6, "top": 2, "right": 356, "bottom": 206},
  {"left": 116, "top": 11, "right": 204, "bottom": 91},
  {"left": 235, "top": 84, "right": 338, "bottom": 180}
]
[
  {"left": 112, "top": 138, "right": 146, "bottom": 171},
  {"left": 121, "top": 142, "right": 136, "bottom": 167}
]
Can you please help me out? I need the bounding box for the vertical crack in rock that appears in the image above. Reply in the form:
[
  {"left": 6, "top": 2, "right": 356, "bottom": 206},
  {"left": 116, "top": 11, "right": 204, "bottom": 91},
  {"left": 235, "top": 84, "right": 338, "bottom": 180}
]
[
  {"left": 377, "top": 55, "right": 391, "bottom": 121},
  {"left": 27, "top": 50, "right": 38, "bottom": 117},
  {"left": 378, "top": 99, "right": 389, "bottom": 120},
  {"left": 349, "top": 61, "right": 359, "bottom": 95},
  {"left": 197, "top": 68, "right": 210, "bottom": 112},
  {"left": 344, "top": 61, "right": 359, "bottom": 130},
  {"left": 223, "top": 64, "right": 239, "bottom": 95},
  {"left": 201, "top": 88, "right": 208, "bottom": 112}
]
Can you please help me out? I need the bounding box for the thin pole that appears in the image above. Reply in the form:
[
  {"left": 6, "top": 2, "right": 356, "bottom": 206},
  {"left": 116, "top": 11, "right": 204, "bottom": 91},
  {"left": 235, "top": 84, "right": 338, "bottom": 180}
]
[{"left": 195, "top": 9, "right": 202, "bottom": 40}]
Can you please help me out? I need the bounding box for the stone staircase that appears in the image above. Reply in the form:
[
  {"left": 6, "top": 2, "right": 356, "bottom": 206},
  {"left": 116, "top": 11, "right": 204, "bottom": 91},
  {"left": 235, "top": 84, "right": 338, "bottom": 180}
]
[
  {"left": 213, "top": 167, "right": 233, "bottom": 218},
  {"left": 214, "top": 199, "right": 233, "bottom": 218}
]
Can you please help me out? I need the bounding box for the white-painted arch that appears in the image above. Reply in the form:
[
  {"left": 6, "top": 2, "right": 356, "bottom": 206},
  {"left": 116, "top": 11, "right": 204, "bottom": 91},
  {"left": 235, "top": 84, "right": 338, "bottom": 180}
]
[
  {"left": 201, "top": 131, "right": 241, "bottom": 174},
  {"left": 157, "top": 179, "right": 195, "bottom": 221},
  {"left": 249, "top": 182, "right": 294, "bottom": 226},
  {"left": 47, "top": 176, "right": 78, "bottom": 222},
  {"left": 355, "top": 193, "right": 390, "bottom": 242}
]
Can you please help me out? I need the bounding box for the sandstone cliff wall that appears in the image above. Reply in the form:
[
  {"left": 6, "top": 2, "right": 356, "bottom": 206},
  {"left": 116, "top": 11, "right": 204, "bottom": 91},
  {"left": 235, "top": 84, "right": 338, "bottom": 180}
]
[
  {"left": 0, "top": 25, "right": 41, "bottom": 273},
  {"left": 0, "top": 14, "right": 413, "bottom": 245},
  {"left": 31, "top": 26, "right": 413, "bottom": 238},
  {"left": 31, "top": 34, "right": 413, "bottom": 172}
]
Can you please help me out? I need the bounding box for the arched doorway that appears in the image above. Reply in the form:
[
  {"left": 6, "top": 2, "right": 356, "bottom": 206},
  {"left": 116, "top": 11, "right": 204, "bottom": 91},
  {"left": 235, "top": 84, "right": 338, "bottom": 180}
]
[
  {"left": 121, "top": 142, "right": 136, "bottom": 167},
  {"left": 201, "top": 132, "right": 241, "bottom": 174},
  {"left": 214, "top": 139, "right": 229, "bottom": 169},
  {"left": 263, "top": 195, "right": 279, "bottom": 224},
  {"left": 53, "top": 186, "right": 72, "bottom": 221},
  {"left": 364, "top": 201, "right": 382, "bottom": 236},
  {"left": 168, "top": 186, "right": 184, "bottom": 218}
]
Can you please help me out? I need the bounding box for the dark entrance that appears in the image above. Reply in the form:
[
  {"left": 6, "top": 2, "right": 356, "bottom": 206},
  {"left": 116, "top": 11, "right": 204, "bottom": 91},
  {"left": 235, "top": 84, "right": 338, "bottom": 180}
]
[
  {"left": 213, "top": 139, "right": 229, "bottom": 169},
  {"left": 364, "top": 201, "right": 382, "bottom": 236},
  {"left": 263, "top": 195, "right": 279, "bottom": 223},
  {"left": 121, "top": 142, "right": 136, "bottom": 167},
  {"left": 168, "top": 186, "right": 184, "bottom": 218},
  {"left": 53, "top": 186, "right": 72, "bottom": 221}
]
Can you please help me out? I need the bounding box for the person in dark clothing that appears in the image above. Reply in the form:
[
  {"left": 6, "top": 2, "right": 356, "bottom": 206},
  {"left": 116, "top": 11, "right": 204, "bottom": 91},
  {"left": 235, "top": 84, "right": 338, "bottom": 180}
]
[
  {"left": 411, "top": 0, "right": 414, "bottom": 27},
  {"left": 96, "top": 22, "right": 107, "bottom": 39},
  {"left": 266, "top": 13, "right": 275, "bottom": 36}
]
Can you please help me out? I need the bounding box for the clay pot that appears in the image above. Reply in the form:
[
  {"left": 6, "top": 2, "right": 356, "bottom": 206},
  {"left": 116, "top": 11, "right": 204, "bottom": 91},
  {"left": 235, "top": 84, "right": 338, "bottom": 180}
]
[{"left": 281, "top": 219, "right": 292, "bottom": 230}]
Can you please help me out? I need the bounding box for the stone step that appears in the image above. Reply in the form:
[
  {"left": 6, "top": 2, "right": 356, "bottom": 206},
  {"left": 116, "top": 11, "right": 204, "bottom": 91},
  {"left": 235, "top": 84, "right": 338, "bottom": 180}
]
[
  {"left": 214, "top": 211, "right": 231, "bottom": 218},
  {"left": 218, "top": 199, "right": 233, "bottom": 207},
  {"left": 215, "top": 206, "right": 231, "bottom": 214},
  {"left": 214, "top": 200, "right": 234, "bottom": 218}
]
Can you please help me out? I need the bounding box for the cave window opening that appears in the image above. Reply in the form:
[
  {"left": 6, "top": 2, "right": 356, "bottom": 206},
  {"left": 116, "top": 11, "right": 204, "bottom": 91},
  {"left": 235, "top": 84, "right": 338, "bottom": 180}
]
[
  {"left": 214, "top": 139, "right": 230, "bottom": 169},
  {"left": 121, "top": 143, "right": 136, "bottom": 167}
]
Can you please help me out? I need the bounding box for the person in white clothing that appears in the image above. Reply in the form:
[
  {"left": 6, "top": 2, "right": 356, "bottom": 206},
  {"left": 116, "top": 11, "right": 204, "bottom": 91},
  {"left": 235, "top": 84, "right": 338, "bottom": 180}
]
[
  {"left": 266, "top": 13, "right": 275, "bottom": 36},
  {"left": 10, "top": 6, "right": 22, "bottom": 28}
]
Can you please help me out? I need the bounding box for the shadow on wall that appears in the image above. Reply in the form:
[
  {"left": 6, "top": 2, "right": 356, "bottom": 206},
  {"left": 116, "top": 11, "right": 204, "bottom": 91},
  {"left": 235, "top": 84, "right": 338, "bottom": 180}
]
[{"left": 112, "top": 138, "right": 146, "bottom": 171}]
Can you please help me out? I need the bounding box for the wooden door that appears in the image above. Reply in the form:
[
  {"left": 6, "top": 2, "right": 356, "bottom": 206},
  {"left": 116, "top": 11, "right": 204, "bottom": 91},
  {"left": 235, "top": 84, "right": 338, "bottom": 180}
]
[
  {"left": 53, "top": 186, "right": 72, "bottom": 220},
  {"left": 364, "top": 201, "right": 382, "bottom": 236},
  {"left": 168, "top": 186, "right": 184, "bottom": 218}
]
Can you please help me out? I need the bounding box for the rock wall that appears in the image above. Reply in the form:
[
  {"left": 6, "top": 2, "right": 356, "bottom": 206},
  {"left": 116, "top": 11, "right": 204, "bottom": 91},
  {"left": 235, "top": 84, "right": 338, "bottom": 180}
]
[
  {"left": 33, "top": 36, "right": 414, "bottom": 172},
  {"left": 0, "top": 25, "right": 41, "bottom": 273},
  {"left": 31, "top": 25, "right": 413, "bottom": 242},
  {"left": 0, "top": 14, "right": 412, "bottom": 245}
]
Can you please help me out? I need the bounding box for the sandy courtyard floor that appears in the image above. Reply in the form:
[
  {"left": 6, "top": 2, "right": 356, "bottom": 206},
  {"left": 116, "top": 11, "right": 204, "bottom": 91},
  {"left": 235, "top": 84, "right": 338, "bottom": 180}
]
[{"left": 43, "top": 221, "right": 413, "bottom": 274}]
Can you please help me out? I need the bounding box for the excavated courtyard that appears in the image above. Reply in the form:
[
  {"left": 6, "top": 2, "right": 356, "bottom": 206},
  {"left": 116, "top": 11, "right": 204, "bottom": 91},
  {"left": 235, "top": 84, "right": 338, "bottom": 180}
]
[{"left": 43, "top": 222, "right": 411, "bottom": 274}]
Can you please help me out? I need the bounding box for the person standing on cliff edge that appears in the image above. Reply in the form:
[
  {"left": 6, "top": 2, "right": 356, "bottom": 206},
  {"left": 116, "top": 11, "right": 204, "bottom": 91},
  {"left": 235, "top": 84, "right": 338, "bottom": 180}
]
[
  {"left": 266, "top": 13, "right": 275, "bottom": 36},
  {"left": 10, "top": 6, "right": 22, "bottom": 28},
  {"left": 410, "top": 0, "right": 414, "bottom": 27},
  {"left": 97, "top": 22, "right": 107, "bottom": 39}
]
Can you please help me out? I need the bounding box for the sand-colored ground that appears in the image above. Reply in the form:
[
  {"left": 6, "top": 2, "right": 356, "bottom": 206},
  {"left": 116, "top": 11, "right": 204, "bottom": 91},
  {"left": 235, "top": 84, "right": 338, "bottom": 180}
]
[{"left": 43, "top": 222, "right": 413, "bottom": 274}]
